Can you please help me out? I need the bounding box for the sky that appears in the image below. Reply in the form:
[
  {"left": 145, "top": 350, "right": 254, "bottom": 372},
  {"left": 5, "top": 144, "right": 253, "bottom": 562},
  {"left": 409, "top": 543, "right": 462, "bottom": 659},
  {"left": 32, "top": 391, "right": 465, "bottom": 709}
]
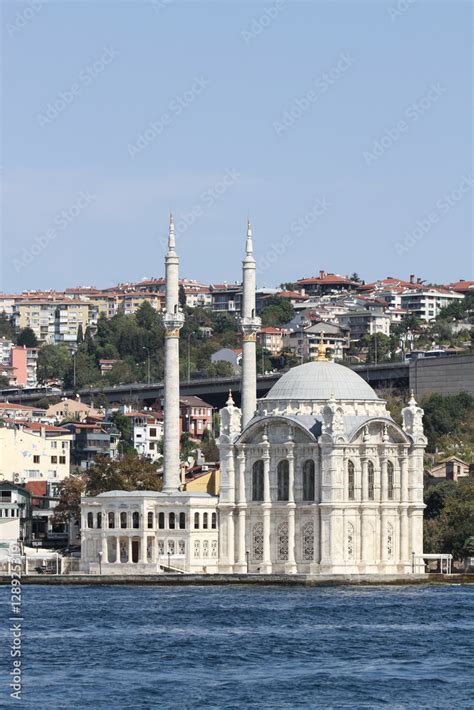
[{"left": 1, "top": 0, "right": 472, "bottom": 293}]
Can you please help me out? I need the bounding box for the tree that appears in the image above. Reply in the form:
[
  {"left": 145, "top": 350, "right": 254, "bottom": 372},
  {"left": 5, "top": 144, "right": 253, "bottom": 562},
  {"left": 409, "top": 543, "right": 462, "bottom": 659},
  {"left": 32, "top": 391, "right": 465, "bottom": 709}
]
[
  {"left": 77, "top": 324, "right": 84, "bottom": 343},
  {"left": 54, "top": 455, "right": 162, "bottom": 522},
  {"left": 260, "top": 297, "right": 294, "bottom": 327},
  {"left": 17, "top": 327, "right": 38, "bottom": 348},
  {"left": 200, "top": 429, "right": 219, "bottom": 461},
  {"left": 85, "top": 454, "right": 162, "bottom": 495},
  {"left": 37, "top": 345, "right": 71, "bottom": 383},
  {"left": 53, "top": 475, "right": 86, "bottom": 523},
  {"left": 423, "top": 479, "right": 474, "bottom": 560},
  {"left": 363, "top": 333, "right": 392, "bottom": 363},
  {"left": 179, "top": 284, "right": 187, "bottom": 309},
  {"left": 0, "top": 313, "right": 14, "bottom": 340},
  {"left": 0, "top": 375, "right": 11, "bottom": 388}
]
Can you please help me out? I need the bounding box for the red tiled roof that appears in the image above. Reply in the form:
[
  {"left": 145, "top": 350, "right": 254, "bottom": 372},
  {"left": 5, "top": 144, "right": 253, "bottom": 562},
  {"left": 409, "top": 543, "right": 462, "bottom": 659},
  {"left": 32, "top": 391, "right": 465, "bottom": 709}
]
[{"left": 297, "top": 274, "right": 356, "bottom": 286}]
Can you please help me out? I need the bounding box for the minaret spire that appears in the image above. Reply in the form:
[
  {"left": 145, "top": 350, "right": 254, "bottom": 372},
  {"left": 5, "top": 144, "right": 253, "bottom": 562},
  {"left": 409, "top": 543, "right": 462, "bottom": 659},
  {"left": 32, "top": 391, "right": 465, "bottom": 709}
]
[
  {"left": 240, "top": 218, "right": 261, "bottom": 428},
  {"left": 161, "top": 215, "right": 184, "bottom": 492}
]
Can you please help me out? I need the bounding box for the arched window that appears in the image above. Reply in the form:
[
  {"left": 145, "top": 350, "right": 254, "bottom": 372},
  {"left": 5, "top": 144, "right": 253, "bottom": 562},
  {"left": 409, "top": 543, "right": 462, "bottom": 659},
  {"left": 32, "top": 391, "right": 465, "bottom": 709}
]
[
  {"left": 169, "top": 512, "right": 175, "bottom": 530},
  {"left": 277, "top": 522, "right": 289, "bottom": 561},
  {"left": 303, "top": 460, "right": 315, "bottom": 501},
  {"left": 348, "top": 460, "right": 355, "bottom": 501},
  {"left": 252, "top": 460, "right": 264, "bottom": 501},
  {"left": 158, "top": 512, "right": 165, "bottom": 529},
  {"left": 132, "top": 512, "right": 139, "bottom": 529},
  {"left": 179, "top": 512, "right": 186, "bottom": 529},
  {"left": 147, "top": 512, "right": 154, "bottom": 529},
  {"left": 87, "top": 512, "right": 93, "bottom": 528},
  {"left": 252, "top": 522, "right": 263, "bottom": 561},
  {"left": 387, "top": 461, "right": 394, "bottom": 500},
  {"left": 277, "top": 460, "right": 289, "bottom": 501},
  {"left": 120, "top": 512, "right": 127, "bottom": 529},
  {"left": 96, "top": 512, "right": 102, "bottom": 529},
  {"left": 203, "top": 512, "right": 208, "bottom": 529},
  {"left": 368, "top": 461, "right": 375, "bottom": 500},
  {"left": 108, "top": 512, "right": 115, "bottom": 529},
  {"left": 194, "top": 512, "right": 199, "bottom": 529},
  {"left": 211, "top": 512, "right": 217, "bottom": 529}
]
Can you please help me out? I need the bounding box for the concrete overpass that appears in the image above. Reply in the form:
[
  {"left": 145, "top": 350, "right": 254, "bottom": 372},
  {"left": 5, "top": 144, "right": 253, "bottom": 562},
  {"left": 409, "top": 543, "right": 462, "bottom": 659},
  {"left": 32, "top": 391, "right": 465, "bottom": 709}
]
[
  {"left": 1, "top": 361, "right": 410, "bottom": 410},
  {"left": 2, "top": 355, "right": 472, "bottom": 409}
]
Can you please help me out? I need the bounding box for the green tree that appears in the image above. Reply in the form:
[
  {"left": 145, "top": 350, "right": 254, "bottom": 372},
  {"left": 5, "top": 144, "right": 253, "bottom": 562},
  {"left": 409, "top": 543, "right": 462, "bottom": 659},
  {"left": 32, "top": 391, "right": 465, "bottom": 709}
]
[
  {"left": 423, "top": 479, "right": 474, "bottom": 560},
  {"left": 17, "top": 327, "right": 38, "bottom": 348},
  {"left": 77, "top": 324, "right": 84, "bottom": 343},
  {"left": 179, "top": 284, "right": 187, "bottom": 309},
  {"left": 37, "top": 345, "right": 71, "bottom": 383},
  {"left": 0, "top": 375, "right": 11, "bottom": 388},
  {"left": 260, "top": 297, "right": 294, "bottom": 326},
  {"left": 363, "top": 333, "right": 392, "bottom": 363},
  {"left": 200, "top": 429, "right": 219, "bottom": 461},
  {"left": 0, "top": 313, "right": 14, "bottom": 340}
]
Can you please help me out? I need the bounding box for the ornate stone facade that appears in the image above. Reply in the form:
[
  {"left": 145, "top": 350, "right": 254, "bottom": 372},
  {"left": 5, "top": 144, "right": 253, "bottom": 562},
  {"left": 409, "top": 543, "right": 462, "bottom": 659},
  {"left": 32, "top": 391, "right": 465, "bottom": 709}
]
[{"left": 218, "top": 362, "right": 427, "bottom": 575}]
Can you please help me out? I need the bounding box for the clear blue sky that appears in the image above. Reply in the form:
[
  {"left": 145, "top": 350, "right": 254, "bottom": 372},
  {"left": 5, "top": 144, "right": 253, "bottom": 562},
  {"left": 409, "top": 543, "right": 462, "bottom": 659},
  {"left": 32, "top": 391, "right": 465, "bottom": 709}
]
[{"left": 1, "top": 0, "right": 472, "bottom": 292}]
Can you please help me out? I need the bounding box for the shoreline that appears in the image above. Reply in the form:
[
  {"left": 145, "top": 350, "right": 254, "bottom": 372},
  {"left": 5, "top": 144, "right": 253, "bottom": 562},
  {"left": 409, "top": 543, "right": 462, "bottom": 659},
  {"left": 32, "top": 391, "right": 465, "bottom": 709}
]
[{"left": 1, "top": 573, "right": 472, "bottom": 586}]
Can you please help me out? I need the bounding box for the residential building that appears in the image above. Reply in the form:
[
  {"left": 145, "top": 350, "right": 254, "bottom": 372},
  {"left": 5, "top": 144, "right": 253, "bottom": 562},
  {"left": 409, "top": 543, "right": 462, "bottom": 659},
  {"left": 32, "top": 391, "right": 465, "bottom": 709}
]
[
  {"left": 0, "top": 482, "right": 32, "bottom": 545},
  {"left": 118, "top": 291, "right": 164, "bottom": 315},
  {"left": 337, "top": 306, "right": 391, "bottom": 339},
  {"left": 180, "top": 396, "right": 213, "bottom": 439},
  {"left": 125, "top": 411, "right": 164, "bottom": 461},
  {"left": 0, "top": 420, "right": 72, "bottom": 484},
  {"left": 99, "top": 359, "right": 120, "bottom": 375},
  {"left": 284, "top": 320, "right": 350, "bottom": 361},
  {"left": 0, "top": 340, "right": 38, "bottom": 387},
  {"left": 46, "top": 398, "right": 103, "bottom": 423},
  {"left": 296, "top": 271, "right": 358, "bottom": 296},
  {"left": 64, "top": 422, "right": 119, "bottom": 469},
  {"left": 25, "top": 480, "right": 67, "bottom": 547},
  {"left": 426, "top": 456, "right": 471, "bottom": 484},
  {"left": 209, "top": 283, "right": 242, "bottom": 313},
  {"left": 258, "top": 327, "right": 286, "bottom": 356},
  {"left": 0, "top": 402, "right": 51, "bottom": 423},
  {"left": 13, "top": 298, "right": 98, "bottom": 344},
  {"left": 400, "top": 288, "right": 465, "bottom": 322}
]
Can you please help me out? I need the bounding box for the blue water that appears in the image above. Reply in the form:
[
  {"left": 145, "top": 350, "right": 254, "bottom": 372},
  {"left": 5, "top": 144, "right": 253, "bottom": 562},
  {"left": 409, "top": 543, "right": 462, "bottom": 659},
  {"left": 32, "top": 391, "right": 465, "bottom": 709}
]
[{"left": 1, "top": 584, "right": 473, "bottom": 708}]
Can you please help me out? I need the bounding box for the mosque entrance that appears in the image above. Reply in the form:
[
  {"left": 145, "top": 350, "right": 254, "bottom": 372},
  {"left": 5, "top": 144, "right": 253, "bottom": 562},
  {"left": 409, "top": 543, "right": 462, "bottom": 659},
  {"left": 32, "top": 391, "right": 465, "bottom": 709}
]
[{"left": 132, "top": 540, "right": 140, "bottom": 563}]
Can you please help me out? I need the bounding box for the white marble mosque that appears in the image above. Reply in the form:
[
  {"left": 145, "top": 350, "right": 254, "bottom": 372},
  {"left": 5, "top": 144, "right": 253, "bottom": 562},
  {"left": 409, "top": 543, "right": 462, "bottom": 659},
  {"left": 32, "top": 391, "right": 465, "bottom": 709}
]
[{"left": 80, "top": 218, "right": 426, "bottom": 575}]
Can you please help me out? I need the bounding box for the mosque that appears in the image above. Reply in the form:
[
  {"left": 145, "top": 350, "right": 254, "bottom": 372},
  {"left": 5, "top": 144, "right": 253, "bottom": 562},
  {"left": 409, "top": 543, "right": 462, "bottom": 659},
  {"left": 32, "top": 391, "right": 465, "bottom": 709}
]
[{"left": 80, "top": 218, "right": 426, "bottom": 575}]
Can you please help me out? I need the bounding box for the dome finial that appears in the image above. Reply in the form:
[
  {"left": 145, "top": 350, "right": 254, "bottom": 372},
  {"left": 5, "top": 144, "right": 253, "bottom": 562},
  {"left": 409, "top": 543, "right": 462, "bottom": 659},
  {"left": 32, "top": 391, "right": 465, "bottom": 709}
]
[{"left": 316, "top": 331, "right": 328, "bottom": 361}]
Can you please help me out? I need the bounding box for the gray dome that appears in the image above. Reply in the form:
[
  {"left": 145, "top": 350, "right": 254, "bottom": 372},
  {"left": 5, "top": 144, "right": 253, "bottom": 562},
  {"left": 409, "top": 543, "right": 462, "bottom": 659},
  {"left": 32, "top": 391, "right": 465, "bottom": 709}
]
[{"left": 266, "top": 361, "right": 379, "bottom": 401}]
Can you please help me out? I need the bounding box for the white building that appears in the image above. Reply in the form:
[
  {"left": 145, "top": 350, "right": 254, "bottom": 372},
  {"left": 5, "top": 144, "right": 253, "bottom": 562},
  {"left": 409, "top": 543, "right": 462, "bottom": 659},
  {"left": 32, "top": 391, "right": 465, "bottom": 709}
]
[
  {"left": 125, "top": 411, "right": 164, "bottom": 461},
  {"left": 400, "top": 288, "right": 464, "bottom": 322},
  {"left": 80, "top": 218, "right": 426, "bottom": 576}
]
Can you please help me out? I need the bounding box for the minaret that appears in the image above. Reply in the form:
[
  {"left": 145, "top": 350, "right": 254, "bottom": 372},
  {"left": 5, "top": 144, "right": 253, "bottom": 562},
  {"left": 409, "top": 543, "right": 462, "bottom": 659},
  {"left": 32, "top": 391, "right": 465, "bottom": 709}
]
[
  {"left": 161, "top": 214, "right": 185, "bottom": 492},
  {"left": 240, "top": 219, "right": 261, "bottom": 428}
]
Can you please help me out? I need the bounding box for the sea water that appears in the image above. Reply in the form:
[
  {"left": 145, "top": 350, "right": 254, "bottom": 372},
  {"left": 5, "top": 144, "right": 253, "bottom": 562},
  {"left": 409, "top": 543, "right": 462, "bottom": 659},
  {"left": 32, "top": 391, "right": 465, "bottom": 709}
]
[{"left": 1, "top": 584, "right": 472, "bottom": 708}]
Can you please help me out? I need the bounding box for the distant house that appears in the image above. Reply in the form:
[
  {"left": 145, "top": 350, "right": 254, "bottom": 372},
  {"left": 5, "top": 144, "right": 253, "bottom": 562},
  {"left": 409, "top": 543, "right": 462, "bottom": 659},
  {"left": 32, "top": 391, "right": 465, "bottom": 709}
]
[
  {"left": 284, "top": 320, "right": 350, "bottom": 361},
  {"left": 258, "top": 327, "right": 286, "bottom": 356},
  {"left": 0, "top": 482, "right": 32, "bottom": 546},
  {"left": 211, "top": 348, "right": 242, "bottom": 373},
  {"left": 63, "top": 422, "right": 120, "bottom": 469},
  {"left": 99, "top": 359, "right": 120, "bottom": 375},
  {"left": 124, "top": 411, "right": 164, "bottom": 462},
  {"left": 426, "top": 456, "right": 471, "bottom": 485},
  {"left": 180, "top": 396, "right": 213, "bottom": 439},
  {"left": 47, "top": 398, "right": 103, "bottom": 423}
]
